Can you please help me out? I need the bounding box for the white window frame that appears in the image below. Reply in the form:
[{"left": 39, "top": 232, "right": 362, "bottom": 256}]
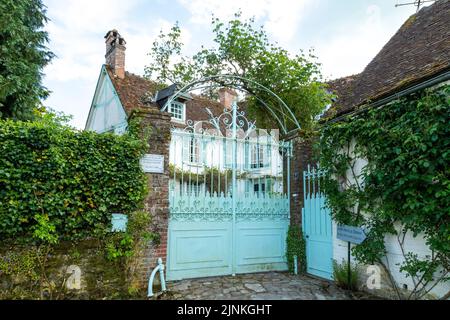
[
  {"left": 183, "top": 136, "right": 201, "bottom": 165},
  {"left": 169, "top": 101, "right": 186, "bottom": 122},
  {"left": 250, "top": 144, "right": 266, "bottom": 169},
  {"left": 245, "top": 178, "right": 273, "bottom": 195}
]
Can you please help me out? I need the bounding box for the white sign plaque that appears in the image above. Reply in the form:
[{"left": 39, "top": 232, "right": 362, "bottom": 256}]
[{"left": 140, "top": 154, "right": 164, "bottom": 174}]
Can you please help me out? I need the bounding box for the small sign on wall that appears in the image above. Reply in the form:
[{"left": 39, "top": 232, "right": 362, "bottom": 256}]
[
  {"left": 140, "top": 154, "right": 164, "bottom": 174},
  {"left": 111, "top": 213, "right": 128, "bottom": 232}
]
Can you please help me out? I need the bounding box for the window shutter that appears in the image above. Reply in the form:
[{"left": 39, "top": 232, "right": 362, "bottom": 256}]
[
  {"left": 267, "top": 178, "right": 272, "bottom": 193},
  {"left": 265, "top": 144, "right": 272, "bottom": 168},
  {"left": 182, "top": 136, "right": 190, "bottom": 163},
  {"left": 244, "top": 140, "right": 249, "bottom": 170},
  {"left": 201, "top": 139, "right": 206, "bottom": 165}
]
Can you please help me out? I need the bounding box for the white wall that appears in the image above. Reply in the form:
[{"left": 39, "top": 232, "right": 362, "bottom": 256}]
[
  {"left": 85, "top": 68, "right": 128, "bottom": 134},
  {"left": 332, "top": 140, "right": 449, "bottom": 299}
]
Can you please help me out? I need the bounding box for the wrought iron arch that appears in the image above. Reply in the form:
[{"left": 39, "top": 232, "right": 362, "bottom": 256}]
[
  {"left": 166, "top": 75, "right": 293, "bottom": 280},
  {"left": 161, "top": 75, "right": 301, "bottom": 136}
]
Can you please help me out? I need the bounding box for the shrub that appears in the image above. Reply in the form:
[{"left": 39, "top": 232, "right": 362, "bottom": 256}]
[
  {"left": 0, "top": 115, "right": 148, "bottom": 244},
  {"left": 333, "top": 259, "right": 359, "bottom": 291},
  {"left": 286, "top": 224, "right": 306, "bottom": 274}
]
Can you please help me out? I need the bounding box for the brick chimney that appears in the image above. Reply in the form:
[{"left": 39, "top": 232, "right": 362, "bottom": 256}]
[
  {"left": 218, "top": 88, "right": 237, "bottom": 110},
  {"left": 104, "top": 29, "right": 126, "bottom": 79}
]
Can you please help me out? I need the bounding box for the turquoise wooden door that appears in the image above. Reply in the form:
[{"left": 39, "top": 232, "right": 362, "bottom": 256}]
[
  {"left": 166, "top": 103, "right": 291, "bottom": 281},
  {"left": 167, "top": 197, "right": 289, "bottom": 281},
  {"left": 167, "top": 220, "right": 233, "bottom": 280},
  {"left": 302, "top": 166, "right": 333, "bottom": 280}
]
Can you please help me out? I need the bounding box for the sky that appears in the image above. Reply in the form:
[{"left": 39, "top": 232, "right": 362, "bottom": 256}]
[{"left": 41, "top": 0, "right": 430, "bottom": 129}]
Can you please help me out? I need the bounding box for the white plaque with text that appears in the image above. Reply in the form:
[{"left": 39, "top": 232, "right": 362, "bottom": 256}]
[{"left": 140, "top": 154, "right": 164, "bottom": 174}]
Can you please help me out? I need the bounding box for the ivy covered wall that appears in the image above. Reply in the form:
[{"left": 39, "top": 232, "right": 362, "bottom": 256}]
[
  {"left": 0, "top": 113, "right": 151, "bottom": 299},
  {"left": 0, "top": 117, "right": 148, "bottom": 243},
  {"left": 318, "top": 84, "right": 450, "bottom": 299}
]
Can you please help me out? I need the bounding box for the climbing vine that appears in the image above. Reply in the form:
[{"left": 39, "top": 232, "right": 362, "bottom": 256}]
[
  {"left": 286, "top": 225, "right": 307, "bottom": 274},
  {"left": 318, "top": 85, "right": 450, "bottom": 299}
]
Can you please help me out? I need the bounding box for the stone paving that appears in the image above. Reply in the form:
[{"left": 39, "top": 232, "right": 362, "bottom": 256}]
[{"left": 159, "top": 272, "right": 376, "bottom": 300}]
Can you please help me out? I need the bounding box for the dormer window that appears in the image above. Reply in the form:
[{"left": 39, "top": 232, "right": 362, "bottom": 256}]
[
  {"left": 154, "top": 84, "right": 191, "bottom": 120},
  {"left": 169, "top": 101, "right": 185, "bottom": 122}
]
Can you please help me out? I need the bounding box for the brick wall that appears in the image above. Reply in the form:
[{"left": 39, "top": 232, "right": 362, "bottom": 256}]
[
  {"left": 289, "top": 132, "right": 316, "bottom": 227},
  {"left": 129, "top": 108, "right": 171, "bottom": 289},
  {"left": 105, "top": 30, "right": 126, "bottom": 79},
  {"left": 286, "top": 132, "right": 316, "bottom": 272}
]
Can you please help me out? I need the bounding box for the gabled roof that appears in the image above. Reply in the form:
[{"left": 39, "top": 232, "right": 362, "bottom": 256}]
[
  {"left": 185, "top": 95, "right": 225, "bottom": 123},
  {"left": 326, "top": 0, "right": 450, "bottom": 119},
  {"left": 105, "top": 65, "right": 160, "bottom": 114},
  {"left": 105, "top": 65, "right": 226, "bottom": 124},
  {"left": 326, "top": 74, "right": 359, "bottom": 110}
]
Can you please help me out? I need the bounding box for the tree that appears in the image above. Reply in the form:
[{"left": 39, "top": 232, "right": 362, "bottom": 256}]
[
  {"left": 0, "top": 0, "right": 54, "bottom": 121},
  {"left": 145, "top": 13, "right": 331, "bottom": 132}
]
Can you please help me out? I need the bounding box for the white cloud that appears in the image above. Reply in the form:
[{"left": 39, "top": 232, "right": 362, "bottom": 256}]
[
  {"left": 177, "top": 0, "right": 313, "bottom": 45},
  {"left": 43, "top": 0, "right": 174, "bottom": 81},
  {"left": 315, "top": 5, "right": 410, "bottom": 80},
  {"left": 263, "top": 1, "right": 314, "bottom": 45},
  {"left": 42, "top": 0, "right": 177, "bottom": 128},
  {"left": 41, "top": 0, "right": 416, "bottom": 129}
]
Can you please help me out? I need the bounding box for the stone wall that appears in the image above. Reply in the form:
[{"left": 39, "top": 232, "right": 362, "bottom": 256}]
[
  {"left": 129, "top": 108, "right": 171, "bottom": 289},
  {"left": 0, "top": 241, "right": 129, "bottom": 300}
]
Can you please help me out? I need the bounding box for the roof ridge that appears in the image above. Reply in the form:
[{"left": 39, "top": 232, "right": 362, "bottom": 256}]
[{"left": 104, "top": 65, "right": 233, "bottom": 122}]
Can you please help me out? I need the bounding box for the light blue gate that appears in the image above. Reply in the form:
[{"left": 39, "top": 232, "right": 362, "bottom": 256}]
[
  {"left": 302, "top": 166, "right": 333, "bottom": 280},
  {"left": 166, "top": 102, "right": 291, "bottom": 281}
]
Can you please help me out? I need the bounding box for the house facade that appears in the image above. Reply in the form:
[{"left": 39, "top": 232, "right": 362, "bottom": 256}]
[
  {"left": 85, "top": 30, "right": 291, "bottom": 281},
  {"left": 85, "top": 31, "right": 285, "bottom": 199}
]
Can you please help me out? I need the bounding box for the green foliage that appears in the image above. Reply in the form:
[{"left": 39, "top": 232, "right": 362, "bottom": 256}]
[
  {"left": 32, "top": 214, "right": 58, "bottom": 244},
  {"left": 286, "top": 224, "right": 306, "bottom": 274},
  {"left": 169, "top": 164, "right": 232, "bottom": 194},
  {"left": 0, "top": 247, "right": 43, "bottom": 281},
  {"left": 145, "top": 22, "right": 184, "bottom": 84},
  {"left": 0, "top": 112, "right": 148, "bottom": 245},
  {"left": 105, "top": 233, "right": 134, "bottom": 261},
  {"left": 0, "top": 245, "right": 54, "bottom": 299},
  {"left": 333, "top": 259, "right": 358, "bottom": 291},
  {"left": 105, "top": 211, "right": 157, "bottom": 261},
  {"left": 0, "top": 0, "right": 54, "bottom": 120},
  {"left": 319, "top": 85, "right": 450, "bottom": 299},
  {"left": 0, "top": 110, "right": 153, "bottom": 299},
  {"left": 145, "top": 13, "right": 331, "bottom": 131}
]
